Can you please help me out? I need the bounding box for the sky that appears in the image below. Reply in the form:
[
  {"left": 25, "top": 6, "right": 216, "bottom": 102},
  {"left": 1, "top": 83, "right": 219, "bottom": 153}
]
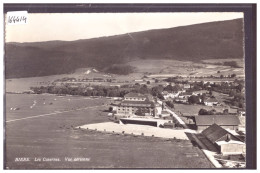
[{"left": 5, "top": 12, "right": 244, "bottom": 43}]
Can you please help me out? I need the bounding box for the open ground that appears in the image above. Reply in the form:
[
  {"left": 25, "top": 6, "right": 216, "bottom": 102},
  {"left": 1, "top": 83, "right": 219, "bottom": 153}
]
[{"left": 5, "top": 93, "right": 214, "bottom": 169}]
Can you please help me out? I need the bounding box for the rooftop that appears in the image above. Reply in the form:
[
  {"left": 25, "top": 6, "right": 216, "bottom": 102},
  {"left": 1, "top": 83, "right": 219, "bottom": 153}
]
[
  {"left": 201, "top": 124, "right": 242, "bottom": 144},
  {"left": 124, "top": 92, "right": 146, "bottom": 98},
  {"left": 120, "top": 100, "right": 155, "bottom": 107},
  {"left": 195, "top": 115, "right": 240, "bottom": 126}
]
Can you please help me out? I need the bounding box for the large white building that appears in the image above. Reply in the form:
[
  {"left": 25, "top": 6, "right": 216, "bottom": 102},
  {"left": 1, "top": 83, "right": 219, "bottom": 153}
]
[{"left": 114, "top": 92, "right": 156, "bottom": 116}]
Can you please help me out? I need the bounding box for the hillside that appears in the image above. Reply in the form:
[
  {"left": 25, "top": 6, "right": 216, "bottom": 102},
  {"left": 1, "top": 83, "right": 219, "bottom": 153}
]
[{"left": 5, "top": 18, "right": 244, "bottom": 78}]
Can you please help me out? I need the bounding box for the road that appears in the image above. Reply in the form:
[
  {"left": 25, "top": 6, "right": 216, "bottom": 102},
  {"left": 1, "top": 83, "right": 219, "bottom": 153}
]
[{"left": 160, "top": 102, "right": 220, "bottom": 168}]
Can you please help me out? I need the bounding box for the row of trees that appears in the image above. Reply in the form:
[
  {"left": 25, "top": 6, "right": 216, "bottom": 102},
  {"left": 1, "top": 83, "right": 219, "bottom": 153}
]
[
  {"left": 30, "top": 83, "right": 165, "bottom": 97},
  {"left": 198, "top": 108, "right": 229, "bottom": 115}
]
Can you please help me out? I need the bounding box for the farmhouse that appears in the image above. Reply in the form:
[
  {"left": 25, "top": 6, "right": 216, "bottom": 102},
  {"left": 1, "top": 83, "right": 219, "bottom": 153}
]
[
  {"left": 195, "top": 115, "right": 240, "bottom": 131},
  {"left": 204, "top": 97, "right": 218, "bottom": 106},
  {"left": 115, "top": 92, "right": 156, "bottom": 116},
  {"left": 201, "top": 124, "right": 245, "bottom": 155}
]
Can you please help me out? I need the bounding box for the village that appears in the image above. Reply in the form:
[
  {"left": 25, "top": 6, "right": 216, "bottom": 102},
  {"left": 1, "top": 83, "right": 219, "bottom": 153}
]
[{"left": 24, "top": 70, "right": 246, "bottom": 168}]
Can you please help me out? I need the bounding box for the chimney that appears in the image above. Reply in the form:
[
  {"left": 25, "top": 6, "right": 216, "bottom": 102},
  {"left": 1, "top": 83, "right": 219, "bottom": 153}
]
[{"left": 225, "top": 134, "right": 231, "bottom": 142}]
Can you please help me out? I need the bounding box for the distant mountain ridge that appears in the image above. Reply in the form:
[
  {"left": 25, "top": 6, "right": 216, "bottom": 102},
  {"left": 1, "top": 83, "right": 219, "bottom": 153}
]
[{"left": 5, "top": 18, "right": 244, "bottom": 78}]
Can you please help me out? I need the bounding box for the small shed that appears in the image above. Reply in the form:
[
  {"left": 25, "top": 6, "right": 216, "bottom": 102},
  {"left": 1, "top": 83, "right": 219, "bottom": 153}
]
[{"left": 202, "top": 124, "right": 245, "bottom": 155}]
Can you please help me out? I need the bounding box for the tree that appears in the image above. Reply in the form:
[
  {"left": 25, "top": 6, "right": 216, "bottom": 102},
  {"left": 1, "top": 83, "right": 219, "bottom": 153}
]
[
  {"left": 231, "top": 73, "right": 237, "bottom": 78},
  {"left": 223, "top": 109, "right": 229, "bottom": 115},
  {"left": 188, "top": 95, "right": 200, "bottom": 104},
  {"left": 157, "top": 93, "right": 165, "bottom": 100},
  {"left": 151, "top": 85, "right": 164, "bottom": 96},
  {"left": 229, "top": 90, "right": 236, "bottom": 97},
  {"left": 108, "top": 107, "right": 113, "bottom": 112},
  {"left": 199, "top": 109, "right": 209, "bottom": 115},
  {"left": 236, "top": 83, "right": 243, "bottom": 92},
  {"left": 166, "top": 101, "right": 174, "bottom": 108},
  {"left": 164, "top": 85, "right": 173, "bottom": 92},
  {"left": 139, "top": 85, "right": 149, "bottom": 94},
  {"left": 147, "top": 81, "right": 151, "bottom": 84}
]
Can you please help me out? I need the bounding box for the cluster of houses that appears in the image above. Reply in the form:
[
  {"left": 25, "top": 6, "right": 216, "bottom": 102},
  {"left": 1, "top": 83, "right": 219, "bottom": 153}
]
[
  {"left": 162, "top": 89, "right": 219, "bottom": 106},
  {"left": 109, "top": 91, "right": 246, "bottom": 158}
]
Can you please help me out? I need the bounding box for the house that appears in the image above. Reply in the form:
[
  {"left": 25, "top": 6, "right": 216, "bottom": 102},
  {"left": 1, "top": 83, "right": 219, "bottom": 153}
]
[
  {"left": 115, "top": 92, "right": 156, "bottom": 116},
  {"left": 179, "top": 91, "right": 193, "bottom": 98},
  {"left": 204, "top": 97, "right": 218, "bottom": 106},
  {"left": 192, "top": 90, "right": 208, "bottom": 96},
  {"left": 201, "top": 124, "right": 246, "bottom": 155},
  {"left": 174, "top": 97, "right": 188, "bottom": 104},
  {"left": 161, "top": 91, "right": 180, "bottom": 100},
  {"left": 183, "top": 84, "right": 191, "bottom": 89},
  {"left": 238, "top": 108, "right": 246, "bottom": 116},
  {"left": 228, "top": 107, "right": 238, "bottom": 115},
  {"left": 195, "top": 115, "right": 240, "bottom": 131}
]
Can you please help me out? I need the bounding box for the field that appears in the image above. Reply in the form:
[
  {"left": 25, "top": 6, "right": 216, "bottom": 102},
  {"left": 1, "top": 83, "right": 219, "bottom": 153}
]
[
  {"left": 127, "top": 59, "right": 244, "bottom": 78},
  {"left": 6, "top": 59, "right": 245, "bottom": 93},
  {"left": 5, "top": 93, "right": 214, "bottom": 169}
]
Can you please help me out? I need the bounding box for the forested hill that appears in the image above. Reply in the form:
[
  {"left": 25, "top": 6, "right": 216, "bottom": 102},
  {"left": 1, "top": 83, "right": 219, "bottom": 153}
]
[{"left": 5, "top": 18, "right": 244, "bottom": 78}]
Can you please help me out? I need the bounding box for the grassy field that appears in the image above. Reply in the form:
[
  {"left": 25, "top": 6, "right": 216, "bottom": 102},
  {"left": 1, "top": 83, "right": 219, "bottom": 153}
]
[
  {"left": 5, "top": 93, "right": 214, "bottom": 169},
  {"left": 174, "top": 103, "right": 211, "bottom": 116}
]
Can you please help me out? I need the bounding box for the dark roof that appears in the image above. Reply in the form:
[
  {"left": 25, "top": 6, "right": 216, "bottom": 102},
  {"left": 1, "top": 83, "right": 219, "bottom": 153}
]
[
  {"left": 202, "top": 124, "right": 242, "bottom": 143},
  {"left": 180, "top": 92, "right": 192, "bottom": 95},
  {"left": 205, "top": 97, "right": 218, "bottom": 103},
  {"left": 124, "top": 92, "right": 146, "bottom": 98},
  {"left": 195, "top": 115, "right": 240, "bottom": 126}
]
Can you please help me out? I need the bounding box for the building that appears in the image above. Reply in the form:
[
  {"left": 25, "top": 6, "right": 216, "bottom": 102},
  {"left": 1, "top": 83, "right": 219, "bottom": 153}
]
[
  {"left": 192, "top": 90, "right": 208, "bottom": 96},
  {"left": 174, "top": 97, "right": 188, "bottom": 104},
  {"left": 204, "top": 97, "right": 218, "bottom": 106},
  {"left": 161, "top": 91, "right": 180, "bottom": 100},
  {"left": 195, "top": 115, "right": 240, "bottom": 131},
  {"left": 119, "top": 117, "right": 171, "bottom": 127},
  {"left": 183, "top": 84, "right": 191, "bottom": 89},
  {"left": 238, "top": 108, "right": 246, "bottom": 116},
  {"left": 201, "top": 124, "right": 245, "bottom": 155},
  {"left": 179, "top": 91, "right": 193, "bottom": 98},
  {"left": 115, "top": 92, "right": 156, "bottom": 116}
]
